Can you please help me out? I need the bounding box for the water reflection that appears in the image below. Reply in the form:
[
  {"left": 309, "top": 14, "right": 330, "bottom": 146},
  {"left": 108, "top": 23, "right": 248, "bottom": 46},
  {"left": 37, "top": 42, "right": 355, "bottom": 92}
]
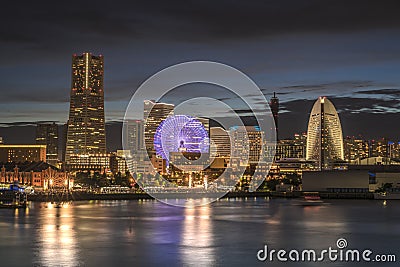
[
  {"left": 1, "top": 198, "right": 398, "bottom": 267},
  {"left": 181, "top": 206, "right": 216, "bottom": 266},
  {"left": 34, "top": 204, "right": 81, "bottom": 266}
]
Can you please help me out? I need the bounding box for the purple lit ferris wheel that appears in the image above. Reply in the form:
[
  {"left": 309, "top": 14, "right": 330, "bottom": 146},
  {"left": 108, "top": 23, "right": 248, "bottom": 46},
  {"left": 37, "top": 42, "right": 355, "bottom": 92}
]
[{"left": 154, "top": 115, "right": 209, "bottom": 161}]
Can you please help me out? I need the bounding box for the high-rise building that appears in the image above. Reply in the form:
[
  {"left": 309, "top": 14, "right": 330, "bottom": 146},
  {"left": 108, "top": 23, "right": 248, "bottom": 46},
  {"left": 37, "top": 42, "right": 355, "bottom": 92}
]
[
  {"left": 389, "top": 141, "right": 400, "bottom": 160},
  {"left": 65, "top": 52, "right": 106, "bottom": 165},
  {"left": 343, "top": 136, "right": 369, "bottom": 162},
  {"left": 369, "top": 138, "right": 389, "bottom": 158},
  {"left": 306, "top": 97, "right": 344, "bottom": 170},
  {"left": 269, "top": 92, "right": 279, "bottom": 140},
  {"left": 60, "top": 122, "right": 68, "bottom": 162},
  {"left": 210, "top": 127, "right": 231, "bottom": 158},
  {"left": 125, "top": 120, "right": 144, "bottom": 154},
  {"left": 143, "top": 100, "right": 174, "bottom": 154},
  {"left": 36, "top": 122, "right": 59, "bottom": 166},
  {"left": 230, "top": 126, "right": 263, "bottom": 164}
]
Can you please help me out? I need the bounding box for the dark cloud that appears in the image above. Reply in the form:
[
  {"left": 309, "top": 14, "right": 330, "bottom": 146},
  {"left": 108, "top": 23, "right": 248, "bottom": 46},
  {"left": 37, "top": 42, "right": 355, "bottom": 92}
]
[
  {"left": 282, "top": 96, "right": 400, "bottom": 115},
  {"left": 1, "top": 0, "right": 400, "bottom": 49},
  {"left": 0, "top": 121, "right": 60, "bottom": 128},
  {"left": 356, "top": 88, "right": 400, "bottom": 98},
  {"left": 278, "top": 81, "right": 374, "bottom": 94}
]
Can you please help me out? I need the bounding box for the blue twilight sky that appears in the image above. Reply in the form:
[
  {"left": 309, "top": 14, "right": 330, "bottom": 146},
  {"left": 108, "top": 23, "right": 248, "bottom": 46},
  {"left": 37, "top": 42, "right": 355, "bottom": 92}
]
[{"left": 1, "top": 0, "right": 400, "bottom": 144}]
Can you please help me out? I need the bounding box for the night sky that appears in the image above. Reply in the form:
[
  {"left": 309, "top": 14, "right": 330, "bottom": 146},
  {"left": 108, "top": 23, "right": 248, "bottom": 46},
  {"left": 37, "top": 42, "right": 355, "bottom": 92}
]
[{"left": 1, "top": 0, "right": 400, "bottom": 150}]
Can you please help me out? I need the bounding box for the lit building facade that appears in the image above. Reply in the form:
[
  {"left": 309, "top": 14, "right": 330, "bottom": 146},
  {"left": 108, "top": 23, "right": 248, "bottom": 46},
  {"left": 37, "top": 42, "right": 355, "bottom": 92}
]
[
  {"left": 110, "top": 150, "right": 131, "bottom": 176},
  {"left": 65, "top": 52, "right": 106, "bottom": 166},
  {"left": 67, "top": 154, "right": 110, "bottom": 172},
  {"left": 210, "top": 127, "right": 231, "bottom": 158},
  {"left": 0, "top": 161, "right": 72, "bottom": 190},
  {"left": 125, "top": 120, "right": 144, "bottom": 153},
  {"left": 344, "top": 136, "right": 369, "bottom": 163},
  {"left": 36, "top": 122, "right": 59, "bottom": 166},
  {"left": 0, "top": 145, "right": 46, "bottom": 163},
  {"left": 230, "top": 126, "right": 263, "bottom": 165},
  {"left": 275, "top": 133, "right": 307, "bottom": 160},
  {"left": 143, "top": 100, "right": 174, "bottom": 154},
  {"left": 389, "top": 141, "right": 400, "bottom": 160},
  {"left": 306, "top": 97, "right": 344, "bottom": 170},
  {"left": 369, "top": 138, "right": 389, "bottom": 158}
]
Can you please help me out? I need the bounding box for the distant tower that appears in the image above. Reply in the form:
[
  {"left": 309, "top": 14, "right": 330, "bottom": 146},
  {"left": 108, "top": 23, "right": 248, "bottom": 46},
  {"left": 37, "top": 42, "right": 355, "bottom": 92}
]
[
  {"left": 306, "top": 97, "right": 344, "bottom": 170},
  {"left": 65, "top": 52, "right": 106, "bottom": 164},
  {"left": 269, "top": 92, "right": 279, "bottom": 140},
  {"left": 36, "top": 122, "right": 59, "bottom": 166}
]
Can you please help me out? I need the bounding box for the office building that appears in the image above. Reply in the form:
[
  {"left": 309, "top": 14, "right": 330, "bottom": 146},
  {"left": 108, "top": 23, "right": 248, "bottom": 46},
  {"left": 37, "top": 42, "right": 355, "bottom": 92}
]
[
  {"left": 65, "top": 52, "right": 106, "bottom": 166},
  {"left": 343, "top": 136, "right": 369, "bottom": 163},
  {"left": 230, "top": 126, "right": 263, "bottom": 164},
  {"left": 210, "top": 127, "right": 231, "bottom": 158},
  {"left": 143, "top": 100, "right": 174, "bottom": 154},
  {"left": 306, "top": 97, "right": 344, "bottom": 170},
  {"left": 275, "top": 133, "right": 307, "bottom": 160},
  {"left": 36, "top": 122, "right": 59, "bottom": 166},
  {"left": 0, "top": 145, "right": 46, "bottom": 163},
  {"left": 125, "top": 120, "right": 144, "bottom": 153}
]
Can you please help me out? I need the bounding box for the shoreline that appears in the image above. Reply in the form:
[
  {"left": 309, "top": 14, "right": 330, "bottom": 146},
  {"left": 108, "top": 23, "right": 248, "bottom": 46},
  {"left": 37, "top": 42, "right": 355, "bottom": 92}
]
[{"left": 0, "top": 191, "right": 375, "bottom": 202}]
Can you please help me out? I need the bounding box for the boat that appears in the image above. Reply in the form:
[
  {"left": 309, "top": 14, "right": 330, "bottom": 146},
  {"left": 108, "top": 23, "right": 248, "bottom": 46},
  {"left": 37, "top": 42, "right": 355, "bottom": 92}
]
[
  {"left": 374, "top": 192, "right": 400, "bottom": 200},
  {"left": 295, "top": 192, "right": 324, "bottom": 206},
  {"left": 0, "top": 202, "right": 27, "bottom": 209},
  {"left": 0, "top": 183, "right": 28, "bottom": 209}
]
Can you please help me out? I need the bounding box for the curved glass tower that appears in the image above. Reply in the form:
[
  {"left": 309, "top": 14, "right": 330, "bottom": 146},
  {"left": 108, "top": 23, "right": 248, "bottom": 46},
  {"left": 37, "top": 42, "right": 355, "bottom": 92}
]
[{"left": 306, "top": 97, "right": 344, "bottom": 170}]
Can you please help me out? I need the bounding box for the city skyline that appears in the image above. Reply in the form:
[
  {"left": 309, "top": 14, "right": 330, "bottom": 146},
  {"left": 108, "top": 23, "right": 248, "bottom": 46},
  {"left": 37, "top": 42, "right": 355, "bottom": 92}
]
[
  {"left": 1, "top": 1, "right": 400, "bottom": 142},
  {"left": 1, "top": 2, "right": 400, "bottom": 267}
]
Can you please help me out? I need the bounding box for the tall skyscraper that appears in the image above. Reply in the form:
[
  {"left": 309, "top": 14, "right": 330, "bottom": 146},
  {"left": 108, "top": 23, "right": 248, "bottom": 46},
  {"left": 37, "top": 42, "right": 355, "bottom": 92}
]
[
  {"left": 143, "top": 100, "right": 174, "bottom": 154},
  {"left": 36, "top": 122, "right": 59, "bottom": 165},
  {"left": 126, "top": 119, "right": 144, "bottom": 153},
  {"left": 210, "top": 127, "right": 231, "bottom": 158},
  {"left": 230, "top": 126, "right": 263, "bottom": 164},
  {"left": 306, "top": 97, "right": 344, "bottom": 170},
  {"left": 65, "top": 52, "right": 106, "bottom": 164},
  {"left": 269, "top": 92, "right": 279, "bottom": 140}
]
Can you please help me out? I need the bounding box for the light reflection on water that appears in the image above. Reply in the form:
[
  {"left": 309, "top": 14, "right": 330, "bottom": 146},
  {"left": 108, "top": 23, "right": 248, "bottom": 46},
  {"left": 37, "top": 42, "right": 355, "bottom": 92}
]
[
  {"left": 33, "top": 203, "right": 81, "bottom": 266},
  {"left": 181, "top": 206, "right": 215, "bottom": 266},
  {"left": 0, "top": 199, "right": 399, "bottom": 267}
]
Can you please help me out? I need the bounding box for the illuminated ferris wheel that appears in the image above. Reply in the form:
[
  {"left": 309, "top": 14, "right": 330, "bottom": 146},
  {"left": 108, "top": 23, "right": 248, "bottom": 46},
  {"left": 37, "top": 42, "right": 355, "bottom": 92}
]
[{"left": 154, "top": 115, "right": 209, "bottom": 161}]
